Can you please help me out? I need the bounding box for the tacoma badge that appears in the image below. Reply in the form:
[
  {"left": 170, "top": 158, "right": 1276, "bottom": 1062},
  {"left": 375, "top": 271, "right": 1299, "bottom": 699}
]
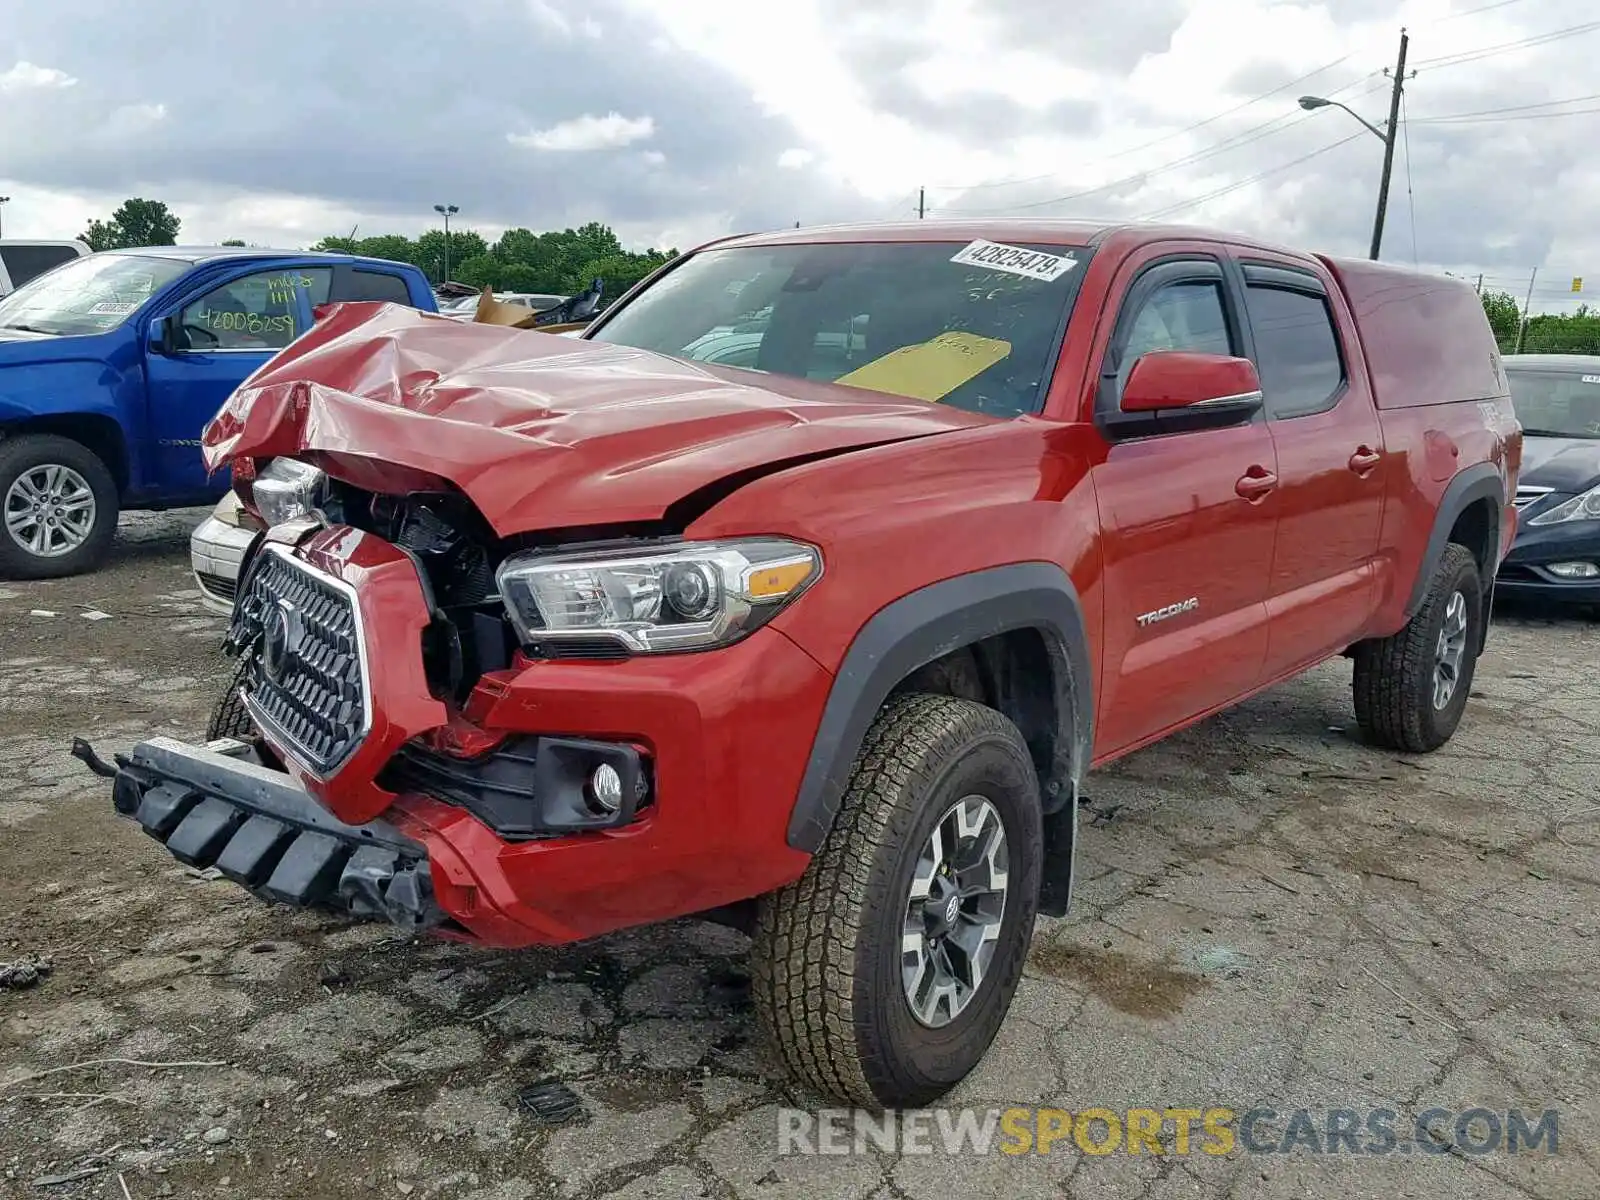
[{"left": 1136, "top": 597, "right": 1199, "bottom": 627}]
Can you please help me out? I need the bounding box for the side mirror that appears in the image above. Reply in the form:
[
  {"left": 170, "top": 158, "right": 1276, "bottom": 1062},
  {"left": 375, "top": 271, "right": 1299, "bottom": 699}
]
[
  {"left": 149, "top": 314, "right": 179, "bottom": 355},
  {"left": 1120, "top": 351, "right": 1262, "bottom": 413}
]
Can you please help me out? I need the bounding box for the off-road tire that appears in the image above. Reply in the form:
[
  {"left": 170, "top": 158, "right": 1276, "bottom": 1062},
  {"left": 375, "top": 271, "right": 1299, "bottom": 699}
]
[
  {"left": 205, "top": 654, "right": 258, "bottom": 743},
  {"left": 0, "top": 434, "right": 119, "bottom": 580},
  {"left": 751, "top": 692, "right": 1043, "bottom": 1109},
  {"left": 1353, "top": 542, "right": 1483, "bottom": 753}
]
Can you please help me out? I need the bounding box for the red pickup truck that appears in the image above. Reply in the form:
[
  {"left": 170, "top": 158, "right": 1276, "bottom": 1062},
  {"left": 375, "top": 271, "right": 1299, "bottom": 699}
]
[{"left": 93, "top": 220, "right": 1521, "bottom": 1109}]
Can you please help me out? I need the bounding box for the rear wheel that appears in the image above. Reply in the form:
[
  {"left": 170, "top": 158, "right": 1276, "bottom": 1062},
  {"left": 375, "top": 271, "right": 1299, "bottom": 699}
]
[
  {"left": 1353, "top": 542, "right": 1483, "bottom": 752},
  {"left": 751, "top": 693, "right": 1043, "bottom": 1108},
  {"left": 0, "top": 435, "right": 119, "bottom": 579}
]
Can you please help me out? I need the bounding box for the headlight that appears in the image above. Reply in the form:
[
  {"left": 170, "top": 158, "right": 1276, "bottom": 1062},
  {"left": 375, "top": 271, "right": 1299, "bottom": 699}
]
[
  {"left": 1528, "top": 483, "right": 1600, "bottom": 526},
  {"left": 251, "top": 458, "right": 327, "bottom": 527},
  {"left": 496, "top": 538, "right": 821, "bottom": 654}
]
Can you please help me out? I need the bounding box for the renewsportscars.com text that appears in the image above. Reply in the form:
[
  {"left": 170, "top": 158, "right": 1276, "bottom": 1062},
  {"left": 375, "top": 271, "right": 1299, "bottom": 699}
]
[{"left": 777, "top": 1106, "right": 1560, "bottom": 1158}]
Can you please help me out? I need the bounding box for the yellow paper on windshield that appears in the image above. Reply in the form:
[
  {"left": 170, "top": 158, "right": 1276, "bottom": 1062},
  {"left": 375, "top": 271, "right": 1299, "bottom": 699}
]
[{"left": 834, "top": 331, "right": 1011, "bottom": 402}]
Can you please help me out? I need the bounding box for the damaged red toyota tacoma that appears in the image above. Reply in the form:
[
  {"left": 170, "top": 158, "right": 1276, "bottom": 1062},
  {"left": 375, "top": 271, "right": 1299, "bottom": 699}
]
[{"left": 88, "top": 220, "right": 1521, "bottom": 1108}]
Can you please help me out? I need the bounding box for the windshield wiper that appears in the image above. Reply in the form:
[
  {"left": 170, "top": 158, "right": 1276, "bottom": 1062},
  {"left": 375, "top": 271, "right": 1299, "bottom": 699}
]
[
  {"left": 1520, "top": 427, "right": 1595, "bottom": 439},
  {"left": 0, "top": 323, "right": 56, "bottom": 334}
]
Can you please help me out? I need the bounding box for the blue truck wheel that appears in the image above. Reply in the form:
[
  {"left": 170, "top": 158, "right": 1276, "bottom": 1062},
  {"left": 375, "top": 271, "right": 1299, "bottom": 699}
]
[{"left": 0, "top": 433, "right": 120, "bottom": 579}]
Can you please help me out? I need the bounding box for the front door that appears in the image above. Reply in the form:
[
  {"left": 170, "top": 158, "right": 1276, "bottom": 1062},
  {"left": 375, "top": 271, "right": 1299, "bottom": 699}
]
[
  {"left": 1089, "top": 251, "right": 1281, "bottom": 756},
  {"left": 143, "top": 265, "right": 330, "bottom": 494}
]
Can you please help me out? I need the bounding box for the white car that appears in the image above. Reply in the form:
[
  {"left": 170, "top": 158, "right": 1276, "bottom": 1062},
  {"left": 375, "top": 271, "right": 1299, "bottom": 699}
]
[
  {"left": 190, "top": 491, "right": 262, "bottom": 614},
  {"left": 0, "top": 239, "right": 90, "bottom": 296},
  {"left": 438, "top": 291, "right": 569, "bottom": 321}
]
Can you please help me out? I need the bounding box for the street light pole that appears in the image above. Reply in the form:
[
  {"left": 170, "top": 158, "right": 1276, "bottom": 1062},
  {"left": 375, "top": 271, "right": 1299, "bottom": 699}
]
[
  {"left": 1298, "top": 27, "right": 1410, "bottom": 261},
  {"left": 432, "top": 203, "right": 459, "bottom": 285},
  {"left": 0, "top": 196, "right": 10, "bottom": 239}
]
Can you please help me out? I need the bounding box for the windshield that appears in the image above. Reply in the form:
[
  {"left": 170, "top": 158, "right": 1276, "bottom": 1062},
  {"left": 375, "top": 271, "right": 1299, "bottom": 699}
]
[
  {"left": 0, "top": 252, "right": 190, "bottom": 337},
  {"left": 588, "top": 239, "right": 1088, "bottom": 418},
  {"left": 1506, "top": 367, "right": 1600, "bottom": 439}
]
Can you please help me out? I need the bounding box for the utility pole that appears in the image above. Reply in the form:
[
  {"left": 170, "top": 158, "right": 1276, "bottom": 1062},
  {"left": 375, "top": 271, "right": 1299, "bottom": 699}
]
[
  {"left": 1370, "top": 28, "right": 1410, "bottom": 261},
  {"left": 1475, "top": 273, "right": 1483, "bottom": 294},
  {"left": 0, "top": 196, "right": 9, "bottom": 239},
  {"left": 1514, "top": 268, "right": 1537, "bottom": 354},
  {"left": 918, "top": 187, "right": 925, "bottom": 219}
]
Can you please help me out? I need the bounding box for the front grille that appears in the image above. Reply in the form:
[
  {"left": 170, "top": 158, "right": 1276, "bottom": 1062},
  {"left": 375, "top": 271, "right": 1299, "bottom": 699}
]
[
  {"left": 229, "top": 547, "right": 368, "bottom": 774},
  {"left": 1514, "top": 485, "right": 1554, "bottom": 510}
]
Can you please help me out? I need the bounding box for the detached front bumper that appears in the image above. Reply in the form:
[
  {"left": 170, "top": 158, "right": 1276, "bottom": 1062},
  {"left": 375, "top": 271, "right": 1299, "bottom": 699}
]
[{"left": 109, "top": 735, "right": 443, "bottom": 929}]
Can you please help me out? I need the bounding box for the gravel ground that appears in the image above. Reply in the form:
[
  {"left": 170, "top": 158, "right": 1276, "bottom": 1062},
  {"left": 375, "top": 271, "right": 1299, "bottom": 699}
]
[{"left": 1, "top": 512, "right": 1597, "bottom": 1199}]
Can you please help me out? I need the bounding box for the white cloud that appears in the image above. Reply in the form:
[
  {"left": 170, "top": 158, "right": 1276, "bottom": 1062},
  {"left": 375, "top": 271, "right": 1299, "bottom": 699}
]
[
  {"left": 777, "top": 148, "right": 815, "bottom": 169},
  {"left": 0, "top": 61, "right": 78, "bottom": 92},
  {"left": 641, "top": 149, "right": 667, "bottom": 165},
  {"left": 507, "top": 111, "right": 656, "bottom": 151}
]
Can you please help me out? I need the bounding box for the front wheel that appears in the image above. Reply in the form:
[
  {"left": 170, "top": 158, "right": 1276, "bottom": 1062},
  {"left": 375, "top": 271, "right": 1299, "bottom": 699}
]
[
  {"left": 751, "top": 693, "right": 1043, "bottom": 1109},
  {"left": 1352, "top": 542, "right": 1484, "bottom": 752},
  {"left": 0, "top": 435, "right": 120, "bottom": 580}
]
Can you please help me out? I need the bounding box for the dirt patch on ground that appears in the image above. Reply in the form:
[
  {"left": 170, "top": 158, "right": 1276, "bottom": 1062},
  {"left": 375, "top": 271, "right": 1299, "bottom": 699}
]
[{"left": 1027, "top": 942, "right": 1209, "bottom": 1019}]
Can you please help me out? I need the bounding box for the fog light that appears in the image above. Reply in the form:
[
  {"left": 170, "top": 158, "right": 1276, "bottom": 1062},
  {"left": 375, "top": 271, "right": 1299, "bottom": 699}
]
[
  {"left": 588, "top": 763, "right": 624, "bottom": 815},
  {"left": 1547, "top": 561, "right": 1600, "bottom": 580}
]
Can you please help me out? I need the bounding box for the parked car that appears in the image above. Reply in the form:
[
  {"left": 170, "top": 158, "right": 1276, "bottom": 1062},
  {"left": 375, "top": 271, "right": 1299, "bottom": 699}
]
[
  {"left": 438, "top": 291, "right": 570, "bottom": 321},
  {"left": 191, "top": 490, "right": 266, "bottom": 614},
  {"left": 0, "top": 246, "right": 436, "bottom": 578},
  {"left": 1496, "top": 352, "right": 1600, "bottom": 606},
  {"left": 90, "top": 220, "right": 1520, "bottom": 1110},
  {"left": 0, "top": 239, "right": 91, "bottom": 296}
]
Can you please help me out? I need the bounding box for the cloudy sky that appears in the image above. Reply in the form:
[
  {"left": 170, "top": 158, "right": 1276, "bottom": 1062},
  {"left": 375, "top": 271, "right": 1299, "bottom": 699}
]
[{"left": 1, "top": 0, "right": 1594, "bottom": 312}]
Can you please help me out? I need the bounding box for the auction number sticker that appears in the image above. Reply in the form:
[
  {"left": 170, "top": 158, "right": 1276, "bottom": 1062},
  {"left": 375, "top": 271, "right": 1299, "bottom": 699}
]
[
  {"left": 88, "top": 300, "right": 138, "bottom": 315},
  {"left": 1582, "top": 375, "right": 1600, "bottom": 385},
  {"left": 950, "top": 239, "right": 1078, "bottom": 282}
]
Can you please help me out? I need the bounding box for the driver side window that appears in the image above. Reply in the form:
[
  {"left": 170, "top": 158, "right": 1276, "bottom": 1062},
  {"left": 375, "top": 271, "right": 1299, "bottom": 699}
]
[
  {"left": 1115, "top": 280, "right": 1233, "bottom": 398},
  {"left": 177, "top": 268, "right": 331, "bottom": 352}
]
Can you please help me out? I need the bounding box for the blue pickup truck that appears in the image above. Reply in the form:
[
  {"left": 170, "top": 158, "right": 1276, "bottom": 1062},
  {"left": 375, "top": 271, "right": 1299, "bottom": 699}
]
[{"left": 0, "top": 246, "right": 436, "bottom": 578}]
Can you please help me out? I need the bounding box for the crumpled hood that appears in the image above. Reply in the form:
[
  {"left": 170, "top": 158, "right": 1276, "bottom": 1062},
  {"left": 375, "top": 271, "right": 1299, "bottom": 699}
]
[
  {"left": 1518, "top": 434, "right": 1600, "bottom": 494},
  {"left": 203, "top": 301, "right": 995, "bottom": 535}
]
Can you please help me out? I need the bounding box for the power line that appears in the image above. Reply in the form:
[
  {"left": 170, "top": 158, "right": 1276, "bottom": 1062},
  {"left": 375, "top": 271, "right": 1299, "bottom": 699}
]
[
  {"left": 1135, "top": 130, "right": 1367, "bottom": 221},
  {"left": 1412, "top": 105, "right": 1600, "bottom": 124},
  {"left": 1431, "top": 0, "right": 1532, "bottom": 23},
  {"left": 1401, "top": 92, "right": 1418, "bottom": 266},
  {"left": 934, "top": 76, "right": 1386, "bottom": 217},
  {"left": 926, "top": 53, "right": 1362, "bottom": 194},
  {"left": 1410, "top": 20, "right": 1600, "bottom": 70},
  {"left": 1408, "top": 91, "right": 1600, "bottom": 121}
]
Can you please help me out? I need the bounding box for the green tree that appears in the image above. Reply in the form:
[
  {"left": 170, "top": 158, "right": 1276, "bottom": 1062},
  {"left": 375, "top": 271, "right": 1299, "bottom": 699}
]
[
  {"left": 220, "top": 238, "right": 247, "bottom": 247},
  {"left": 493, "top": 227, "right": 541, "bottom": 265},
  {"left": 78, "top": 197, "right": 182, "bottom": 250},
  {"left": 571, "top": 251, "right": 672, "bottom": 299},
  {"left": 417, "top": 230, "right": 489, "bottom": 282},
  {"left": 499, "top": 263, "right": 548, "bottom": 293},
  {"left": 454, "top": 254, "right": 502, "bottom": 289},
  {"left": 1480, "top": 290, "right": 1521, "bottom": 342},
  {"left": 355, "top": 234, "right": 419, "bottom": 265},
  {"left": 80, "top": 219, "right": 123, "bottom": 252}
]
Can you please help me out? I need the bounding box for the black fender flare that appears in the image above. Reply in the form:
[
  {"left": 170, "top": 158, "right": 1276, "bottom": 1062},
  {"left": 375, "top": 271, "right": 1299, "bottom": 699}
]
[
  {"left": 785, "top": 561, "right": 1094, "bottom": 866},
  {"left": 1403, "top": 462, "right": 1505, "bottom": 624}
]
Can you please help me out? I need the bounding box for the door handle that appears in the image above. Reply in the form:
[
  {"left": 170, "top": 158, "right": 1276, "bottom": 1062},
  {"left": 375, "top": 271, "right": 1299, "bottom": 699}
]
[
  {"left": 1235, "top": 467, "right": 1278, "bottom": 501},
  {"left": 1348, "top": 446, "right": 1382, "bottom": 473}
]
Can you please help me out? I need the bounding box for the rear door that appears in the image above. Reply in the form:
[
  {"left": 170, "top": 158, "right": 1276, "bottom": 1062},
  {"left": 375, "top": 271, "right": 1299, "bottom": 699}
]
[
  {"left": 143, "top": 264, "right": 330, "bottom": 494},
  {"left": 1089, "top": 247, "right": 1281, "bottom": 755},
  {"left": 1235, "top": 257, "right": 1387, "bottom": 677},
  {"left": 328, "top": 263, "right": 419, "bottom": 306}
]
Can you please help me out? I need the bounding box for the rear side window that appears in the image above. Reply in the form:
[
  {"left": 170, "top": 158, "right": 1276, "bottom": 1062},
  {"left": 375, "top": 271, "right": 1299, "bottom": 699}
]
[
  {"left": 1, "top": 245, "right": 81, "bottom": 289},
  {"left": 1244, "top": 284, "right": 1346, "bottom": 418},
  {"left": 338, "top": 269, "right": 412, "bottom": 305}
]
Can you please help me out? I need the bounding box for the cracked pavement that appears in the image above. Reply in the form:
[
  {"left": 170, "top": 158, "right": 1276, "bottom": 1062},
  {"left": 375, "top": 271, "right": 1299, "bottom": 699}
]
[{"left": 1, "top": 510, "right": 1596, "bottom": 1198}]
